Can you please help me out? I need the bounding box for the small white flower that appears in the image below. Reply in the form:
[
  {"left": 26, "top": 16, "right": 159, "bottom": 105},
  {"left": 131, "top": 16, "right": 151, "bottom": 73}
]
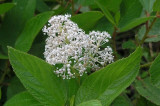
[{"left": 43, "top": 14, "right": 114, "bottom": 79}]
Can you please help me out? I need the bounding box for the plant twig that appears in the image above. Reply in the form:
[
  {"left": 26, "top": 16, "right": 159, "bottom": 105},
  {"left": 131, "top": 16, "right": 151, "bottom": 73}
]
[
  {"left": 140, "top": 62, "right": 152, "bottom": 68},
  {"left": 140, "top": 18, "right": 157, "bottom": 45},
  {"left": 75, "top": 5, "right": 82, "bottom": 14}
]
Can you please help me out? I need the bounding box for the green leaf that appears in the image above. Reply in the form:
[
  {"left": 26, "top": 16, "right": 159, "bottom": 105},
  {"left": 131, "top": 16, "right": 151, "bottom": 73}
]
[
  {"left": 139, "top": 0, "right": 156, "bottom": 13},
  {"left": 71, "top": 11, "right": 103, "bottom": 32},
  {"left": 77, "top": 100, "right": 102, "bottom": 106},
  {"left": 120, "top": 16, "right": 155, "bottom": 32},
  {"left": 36, "top": 0, "right": 50, "bottom": 12},
  {"left": 111, "top": 94, "right": 133, "bottom": 106},
  {"left": 119, "top": 0, "right": 142, "bottom": 28},
  {"left": 7, "top": 76, "right": 25, "bottom": 100},
  {"left": 0, "top": 3, "right": 15, "bottom": 15},
  {"left": 135, "top": 78, "right": 160, "bottom": 105},
  {"left": 4, "top": 91, "right": 42, "bottom": 106},
  {"left": 93, "top": 17, "right": 114, "bottom": 34},
  {"left": 95, "top": 0, "right": 116, "bottom": 26},
  {"left": 153, "top": 0, "right": 160, "bottom": 12},
  {"left": 15, "top": 11, "right": 54, "bottom": 52},
  {"left": 0, "top": 53, "right": 8, "bottom": 59},
  {"left": 0, "top": 0, "right": 36, "bottom": 47},
  {"left": 95, "top": 0, "right": 122, "bottom": 13},
  {"left": 8, "top": 47, "right": 67, "bottom": 106},
  {"left": 150, "top": 54, "right": 160, "bottom": 88},
  {"left": 136, "top": 96, "right": 157, "bottom": 106},
  {"left": 64, "top": 79, "right": 79, "bottom": 100},
  {"left": 115, "top": 11, "right": 121, "bottom": 25},
  {"left": 75, "top": 47, "right": 142, "bottom": 106}
]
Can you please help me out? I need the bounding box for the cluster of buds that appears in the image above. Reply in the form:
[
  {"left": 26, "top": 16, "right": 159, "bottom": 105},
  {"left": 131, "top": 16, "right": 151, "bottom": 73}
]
[{"left": 43, "top": 14, "right": 114, "bottom": 79}]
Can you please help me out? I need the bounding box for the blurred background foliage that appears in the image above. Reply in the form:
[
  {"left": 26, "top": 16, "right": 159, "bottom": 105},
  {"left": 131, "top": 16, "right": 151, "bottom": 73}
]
[{"left": 0, "top": 0, "right": 160, "bottom": 105}]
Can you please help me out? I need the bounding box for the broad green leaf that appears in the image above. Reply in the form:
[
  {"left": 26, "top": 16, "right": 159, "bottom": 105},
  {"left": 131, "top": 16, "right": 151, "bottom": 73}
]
[
  {"left": 4, "top": 91, "right": 42, "bottom": 106},
  {"left": 111, "top": 94, "right": 132, "bottom": 106},
  {"left": 119, "top": 0, "right": 142, "bottom": 28},
  {"left": 36, "top": 0, "right": 50, "bottom": 12},
  {"left": 135, "top": 78, "right": 160, "bottom": 105},
  {"left": 7, "top": 76, "right": 25, "bottom": 100},
  {"left": 8, "top": 47, "right": 67, "bottom": 106},
  {"left": 153, "top": 0, "right": 160, "bottom": 12},
  {"left": 71, "top": 11, "right": 103, "bottom": 32},
  {"left": 95, "top": 0, "right": 122, "bottom": 13},
  {"left": 77, "top": 100, "right": 102, "bottom": 106},
  {"left": 0, "top": 0, "right": 36, "bottom": 47},
  {"left": 0, "top": 53, "right": 8, "bottom": 59},
  {"left": 120, "top": 16, "right": 155, "bottom": 32},
  {"left": 150, "top": 54, "right": 160, "bottom": 88},
  {"left": 0, "top": 3, "right": 15, "bottom": 15},
  {"left": 75, "top": 47, "right": 142, "bottom": 106},
  {"left": 139, "top": 0, "right": 156, "bottom": 13},
  {"left": 93, "top": 17, "right": 114, "bottom": 34},
  {"left": 95, "top": 1, "right": 116, "bottom": 26},
  {"left": 138, "top": 18, "right": 160, "bottom": 42},
  {"left": 15, "top": 11, "right": 54, "bottom": 52}
]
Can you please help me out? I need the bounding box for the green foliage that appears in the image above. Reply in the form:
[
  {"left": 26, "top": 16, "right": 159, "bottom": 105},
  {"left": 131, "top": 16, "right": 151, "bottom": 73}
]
[
  {"left": 0, "top": 0, "right": 36, "bottom": 48},
  {"left": 115, "top": 11, "right": 121, "bottom": 25},
  {"left": 77, "top": 100, "right": 102, "bottom": 106},
  {"left": 136, "top": 96, "right": 157, "bottom": 106},
  {"left": 119, "top": 16, "right": 155, "bottom": 32},
  {"left": 0, "top": 53, "right": 8, "bottom": 59},
  {"left": 15, "top": 11, "right": 54, "bottom": 52},
  {"left": 7, "top": 77, "right": 25, "bottom": 100},
  {"left": 4, "top": 91, "right": 42, "bottom": 106},
  {"left": 0, "top": 0, "right": 160, "bottom": 105},
  {"left": 8, "top": 47, "right": 67, "bottom": 106},
  {"left": 122, "top": 40, "right": 136, "bottom": 50},
  {"left": 135, "top": 78, "right": 160, "bottom": 105},
  {"left": 138, "top": 18, "right": 160, "bottom": 42},
  {"left": 95, "top": 0, "right": 116, "bottom": 26},
  {"left": 153, "top": 0, "right": 160, "bottom": 12},
  {"left": 139, "top": 0, "right": 156, "bottom": 13},
  {"left": 36, "top": 0, "right": 50, "bottom": 12},
  {"left": 75, "top": 47, "right": 142, "bottom": 106},
  {"left": 150, "top": 54, "right": 160, "bottom": 88},
  {"left": 111, "top": 95, "right": 132, "bottom": 106},
  {"left": 71, "top": 11, "right": 104, "bottom": 32},
  {"left": 0, "top": 3, "right": 15, "bottom": 15},
  {"left": 78, "top": 0, "right": 95, "bottom": 6},
  {"left": 93, "top": 17, "right": 114, "bottom": 34},
  {"left": 96, "top": 0, "right": 122, "bottom": 13},
  {"left": 119, "top": 0, "right": 142, "bottom": 28}
]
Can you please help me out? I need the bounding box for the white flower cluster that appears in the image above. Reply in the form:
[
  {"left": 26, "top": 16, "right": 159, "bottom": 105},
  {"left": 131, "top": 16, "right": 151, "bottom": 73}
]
[{"left": 43, "top": 14, "right": 114, "bottom": 79}]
